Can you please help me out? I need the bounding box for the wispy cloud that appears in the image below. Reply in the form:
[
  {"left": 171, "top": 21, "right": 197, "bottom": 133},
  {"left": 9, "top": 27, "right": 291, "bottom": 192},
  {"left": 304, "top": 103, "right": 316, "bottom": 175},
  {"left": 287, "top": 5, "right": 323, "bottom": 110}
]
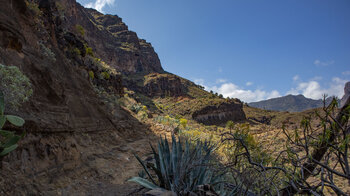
[
  {"left": 293, "top": 75, "right": 299, "bottom": 81},
  {"left": 216, "top": 79, "right": 227, "bottom": 84},
  {"left": 342, "top": 71, "right": 350, "bottom": 76},
  {"left": 314, "top": 59, "right": 335, "bottom": 67},
  {"left": 85, "top": 0, "right": 115, "bottom": 13},
  {"left": 246, "top": 82, "right": 253, "bottom": 86}
]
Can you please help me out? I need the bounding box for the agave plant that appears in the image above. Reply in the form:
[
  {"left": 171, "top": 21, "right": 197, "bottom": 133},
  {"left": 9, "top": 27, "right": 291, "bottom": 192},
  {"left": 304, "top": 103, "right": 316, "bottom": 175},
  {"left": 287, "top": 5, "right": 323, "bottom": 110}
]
[
  {"left": 129, "top": 135, "right": 228, "bottom": 195},
  {"left": 0, "top": 91, "right": 25, "bottom": 158}
]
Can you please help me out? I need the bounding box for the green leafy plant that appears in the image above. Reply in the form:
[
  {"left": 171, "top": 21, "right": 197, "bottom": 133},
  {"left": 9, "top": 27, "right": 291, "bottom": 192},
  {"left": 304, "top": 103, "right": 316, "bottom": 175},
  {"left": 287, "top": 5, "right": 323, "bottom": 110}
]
[
  {"left": 75, "top": 24, "right": 85, "bottom": 36},
  {"left": 100, "top": 71, "right": 110, "bottom": 80},
  {"left": 85, "top": 46, "right": 94, "bottom": 56},
  {"left": 0, "top": 64, "right": 32, "bottom": 110},
  {"left": 0, "top": 91, "right": 25, "bottom": 158},
  {"left": 88, "top": 71, "right": 94, "bottom": 80},
  {"left": 130, "top": 135, "right": 224, "bottom": 194},
  {"left": 180, "top": 118, "right": 188, "bottom": 129}
]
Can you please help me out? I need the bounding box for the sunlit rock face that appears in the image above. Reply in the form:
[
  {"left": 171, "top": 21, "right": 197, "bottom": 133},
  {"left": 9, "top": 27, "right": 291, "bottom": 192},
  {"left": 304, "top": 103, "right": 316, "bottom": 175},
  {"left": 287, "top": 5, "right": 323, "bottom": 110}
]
[
  {"left": 340, "top": 82, "right": 350, "bottom": 108},
  {"left": 192, "top": 101, "right": 246, "bottom": 125}
]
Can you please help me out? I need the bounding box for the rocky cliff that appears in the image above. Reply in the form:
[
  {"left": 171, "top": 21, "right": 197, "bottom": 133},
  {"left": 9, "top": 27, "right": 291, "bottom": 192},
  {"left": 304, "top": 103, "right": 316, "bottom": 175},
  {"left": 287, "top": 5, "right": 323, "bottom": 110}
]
[
  {"left": 0, "top": 0, "right": 157, "bottom": 194},
  {"left": 192, "top": 100, "right": 246, "bottom": 125}
]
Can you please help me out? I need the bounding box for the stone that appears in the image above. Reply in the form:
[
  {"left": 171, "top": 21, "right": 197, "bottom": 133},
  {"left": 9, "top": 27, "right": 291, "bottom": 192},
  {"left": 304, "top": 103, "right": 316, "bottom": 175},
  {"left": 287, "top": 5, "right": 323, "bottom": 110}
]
[
  {"left": 340, "top": 82, "right": 350, "bottom": 108},
  {"left": 192, "top": 101, "right": 246, "bottom": 125}
]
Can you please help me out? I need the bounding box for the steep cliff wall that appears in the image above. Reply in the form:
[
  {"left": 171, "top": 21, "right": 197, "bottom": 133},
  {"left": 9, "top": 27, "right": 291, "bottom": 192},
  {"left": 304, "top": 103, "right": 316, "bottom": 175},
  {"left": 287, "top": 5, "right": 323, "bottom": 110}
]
[
  {"left": 58, "top": 1, "right": 164, "bottom": 73},
  {"left": 0, "top": 0, "right": 154, "bottom": 194}
]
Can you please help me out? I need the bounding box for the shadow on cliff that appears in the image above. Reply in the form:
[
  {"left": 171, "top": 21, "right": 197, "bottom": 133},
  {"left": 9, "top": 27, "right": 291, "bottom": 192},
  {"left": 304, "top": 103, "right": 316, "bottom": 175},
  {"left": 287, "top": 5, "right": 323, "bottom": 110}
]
[{"left": 0, "top": 0, "right": 158, "bottom": 195}]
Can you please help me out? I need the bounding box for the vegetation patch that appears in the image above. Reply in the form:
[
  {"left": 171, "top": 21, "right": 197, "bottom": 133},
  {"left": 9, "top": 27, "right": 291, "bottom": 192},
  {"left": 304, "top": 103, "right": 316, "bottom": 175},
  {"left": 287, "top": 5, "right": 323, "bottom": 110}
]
[{"left": 0, "top": 64, "right": 32, "bottom": 111}]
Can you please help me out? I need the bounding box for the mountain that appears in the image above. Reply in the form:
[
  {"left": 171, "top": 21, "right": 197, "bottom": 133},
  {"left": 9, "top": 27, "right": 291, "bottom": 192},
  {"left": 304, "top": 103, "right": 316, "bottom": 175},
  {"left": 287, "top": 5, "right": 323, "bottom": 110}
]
[
  {"left": 0, "top": 0, "right": 245, "bottom": 194},
  {"left": 248, "top": 94, "right": 333, "bottom": 112}
]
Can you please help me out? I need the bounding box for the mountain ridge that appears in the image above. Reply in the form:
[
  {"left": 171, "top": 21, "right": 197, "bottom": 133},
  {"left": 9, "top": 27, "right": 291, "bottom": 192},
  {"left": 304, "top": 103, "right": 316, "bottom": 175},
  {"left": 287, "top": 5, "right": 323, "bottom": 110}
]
[{"left": 249, "top": 94, "right": 333, "bottom": 112}]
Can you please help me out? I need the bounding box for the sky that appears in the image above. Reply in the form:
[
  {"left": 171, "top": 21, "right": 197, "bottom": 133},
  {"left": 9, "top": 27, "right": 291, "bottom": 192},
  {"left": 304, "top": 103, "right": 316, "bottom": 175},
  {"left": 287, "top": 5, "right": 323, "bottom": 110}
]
[{"left": 78, "top": 0, "right": 350, "bottom": 102}]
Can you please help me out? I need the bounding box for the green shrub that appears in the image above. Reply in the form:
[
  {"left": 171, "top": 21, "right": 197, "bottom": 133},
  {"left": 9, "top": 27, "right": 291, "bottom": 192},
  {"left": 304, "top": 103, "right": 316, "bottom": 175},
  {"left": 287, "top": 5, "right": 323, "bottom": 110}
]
[
  {"left": 75, "top": 24, "right": 85, "bottom": 36},
  {"left": 39, "top": 42, "right": 56, "bottom": 62},
  {"left": 0, "top": 91, "right": 25, "bottom": 158},
  {"left": 88, "top": 71, "right": 94, "bottom": 80},
  {"left": 72, "top": 47, "right": 81, "bottom": 56},
  {"left": 85, "top": 46, "right": 94, "bottom": 56},
  {"left": 130, "top": 135, "right": 225, "bottom": 194},
  {"left": 0, "top": 64, "right": 32, "bottom": 110},
  {"left": 25, "top": 0, "right": 42, "bottom": 16},
  {"left": 130, "top": 104, "right": 143, "bottom": 113},
  {"left": 100, "top": 71, "right": 110, "bottom": 80},
  {"left": 180, "top": 118, "right": 188, "bottom": 128}
]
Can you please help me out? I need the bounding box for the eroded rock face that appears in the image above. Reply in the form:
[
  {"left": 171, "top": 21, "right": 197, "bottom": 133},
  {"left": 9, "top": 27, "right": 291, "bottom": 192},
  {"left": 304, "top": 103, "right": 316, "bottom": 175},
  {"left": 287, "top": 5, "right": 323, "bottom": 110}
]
[
  {"left": 0, "top": 0, "right": 154, "bottom": 194},
  {"left": 63, "top": 3, "right": 164, "bottom": 73},
  {"left": 340, "top": 82, "right": 350, "bottom": 108},
  {"left": 192, "top": 101, "right": 246, "bottom": 125},
  {"left": 143, "top": 73, "right": 187, "bottom": 97}
]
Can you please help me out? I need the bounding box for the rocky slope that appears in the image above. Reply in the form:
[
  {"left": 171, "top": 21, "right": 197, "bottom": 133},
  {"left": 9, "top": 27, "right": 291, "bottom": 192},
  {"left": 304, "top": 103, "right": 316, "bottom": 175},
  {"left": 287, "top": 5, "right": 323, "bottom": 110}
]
[
  {"left": 0, "top": 0, "right": 246, "bottom": 194},
  {"left": 249, "top": 94, "right": 333, "bottom": 112},
  {"left": 0, "top": 0, "right": 156, "bottom": 194}
]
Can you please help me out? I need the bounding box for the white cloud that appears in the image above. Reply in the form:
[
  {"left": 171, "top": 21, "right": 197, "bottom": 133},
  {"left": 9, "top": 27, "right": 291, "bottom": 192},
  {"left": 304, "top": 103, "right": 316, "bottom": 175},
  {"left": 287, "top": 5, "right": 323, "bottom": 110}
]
[
  {"left": 293, "top": 75, "right": 299, "bottom": 81},
  {"left": 287, "top": 77, "right": 347, "bottom": 99},
  {"left": 194, "top": 78, "right": 205, "bottom": 86},
  {"left": 206, "top": 83, "right": 280, "bottom": 103},
  {"left": 314, "top": 59, "right": 335, "bottom": 67},
  {"left": 85, "top": 0, "right": 115, "bottom": 13},
  {"left": 216, "top": 79, "right": 227, "bottom": 84},
  {"left": 246, "top": 82, "right": 253, "bottom": 86},
  {"left": 342, "top": 71, "right": 350, "bottom": 75}
]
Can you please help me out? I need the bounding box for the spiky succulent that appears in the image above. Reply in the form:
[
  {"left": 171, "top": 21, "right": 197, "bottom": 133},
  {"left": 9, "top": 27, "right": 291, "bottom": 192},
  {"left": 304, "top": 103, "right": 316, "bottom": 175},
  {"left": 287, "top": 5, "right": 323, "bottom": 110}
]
[{"left": 130, "top": 135, "right": 228, "bottom": 194}]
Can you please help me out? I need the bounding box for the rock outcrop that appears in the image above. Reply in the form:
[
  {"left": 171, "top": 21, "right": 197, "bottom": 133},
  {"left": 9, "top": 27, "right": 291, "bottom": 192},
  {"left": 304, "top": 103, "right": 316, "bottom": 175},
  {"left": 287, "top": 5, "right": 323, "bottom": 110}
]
[
  {"left": 143, "top": 73, "right": 187, "bottom": 97},
  {"left": 192, "top": 101, "right": 246, "bottom": 125},
  {"left": 68, "top": 4, "right": 164, "bottom": 73},
  {"left": 340, "top": 82, "right": 350, "bottom": 108}
]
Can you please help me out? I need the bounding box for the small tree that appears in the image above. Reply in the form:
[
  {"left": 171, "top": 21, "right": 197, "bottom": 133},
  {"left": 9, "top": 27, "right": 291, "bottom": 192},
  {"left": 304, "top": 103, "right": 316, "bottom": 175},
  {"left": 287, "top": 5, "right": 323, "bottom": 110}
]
[{"left": 221, "top": 96, "right": 350, "bottom": 195}]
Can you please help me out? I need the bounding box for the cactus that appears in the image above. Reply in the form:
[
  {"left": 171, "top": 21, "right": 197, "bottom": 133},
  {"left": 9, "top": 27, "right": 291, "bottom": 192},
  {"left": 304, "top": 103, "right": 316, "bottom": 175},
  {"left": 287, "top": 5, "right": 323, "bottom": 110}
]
[{"left": 0, "top": 91, "right": 25, "bottom": 158}]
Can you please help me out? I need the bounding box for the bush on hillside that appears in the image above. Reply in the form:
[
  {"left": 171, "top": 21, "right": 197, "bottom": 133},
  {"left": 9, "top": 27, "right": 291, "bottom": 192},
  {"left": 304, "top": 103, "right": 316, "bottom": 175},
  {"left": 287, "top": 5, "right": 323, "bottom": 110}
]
[{"left": 0, "top": 64, "right": 32, "bottom": 111}]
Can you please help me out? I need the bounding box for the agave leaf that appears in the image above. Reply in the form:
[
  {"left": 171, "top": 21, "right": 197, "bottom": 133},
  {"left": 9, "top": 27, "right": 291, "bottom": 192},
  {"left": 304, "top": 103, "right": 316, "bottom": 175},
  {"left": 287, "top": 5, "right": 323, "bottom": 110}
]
[
  {"left": 171, "top": 135, "right": 179, "bottom": 188},
  {"left": 149, "top": 143, "right": 165, "bottom": 187},
  {"left": 158, "top": 141, "right": 170, "bottom": 189},
  {"left": 134, "top": 154, "right": 157, "bottom": 185},
  {"left": 163, "top": 136, "right": 171, "bottom": 172},
  {"left": 0, "top": 91, "right": 4, "bottom": 115},
  {"left": 128, "top": 177, "right": 161, "bottom": 190},
  {"left": 6, "top": 115, "right": 25, "bottom": 127},
  {"left": 0, "top": 144, "right": 18, "bottom": 156}
]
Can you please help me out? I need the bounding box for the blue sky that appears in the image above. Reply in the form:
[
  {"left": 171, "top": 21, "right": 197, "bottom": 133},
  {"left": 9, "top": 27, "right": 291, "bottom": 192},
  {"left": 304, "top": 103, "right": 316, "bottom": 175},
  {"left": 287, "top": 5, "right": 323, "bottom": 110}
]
[{"left": 78, "top": 0, "right": 350, "bottom": 102}]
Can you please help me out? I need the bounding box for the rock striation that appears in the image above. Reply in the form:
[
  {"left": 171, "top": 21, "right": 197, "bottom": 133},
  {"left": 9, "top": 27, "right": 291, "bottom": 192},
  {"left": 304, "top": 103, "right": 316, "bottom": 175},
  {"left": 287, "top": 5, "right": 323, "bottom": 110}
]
[
  {"left": 192, "top": 101, "right": 246, "bottom": 125},
  {"left": 0, "top": 0, "right": 155, "bottom": 194},
  {"left": 143, "top": 73, "right": 187, "bottom": 97}
]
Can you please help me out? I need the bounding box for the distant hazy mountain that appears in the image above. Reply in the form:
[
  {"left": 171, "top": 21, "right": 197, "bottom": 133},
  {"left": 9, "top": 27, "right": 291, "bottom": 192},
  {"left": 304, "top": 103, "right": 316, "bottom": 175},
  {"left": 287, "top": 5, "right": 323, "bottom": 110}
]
[{"left": 248, "top": 94, "right": 333, "bottom": 112}]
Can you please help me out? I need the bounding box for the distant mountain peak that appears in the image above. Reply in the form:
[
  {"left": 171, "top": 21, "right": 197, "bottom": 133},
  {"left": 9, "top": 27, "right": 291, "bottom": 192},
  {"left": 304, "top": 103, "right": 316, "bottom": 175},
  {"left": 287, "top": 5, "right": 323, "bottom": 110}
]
[{"left": 248, "top": 94, "right": 331, "bottom": 112}]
